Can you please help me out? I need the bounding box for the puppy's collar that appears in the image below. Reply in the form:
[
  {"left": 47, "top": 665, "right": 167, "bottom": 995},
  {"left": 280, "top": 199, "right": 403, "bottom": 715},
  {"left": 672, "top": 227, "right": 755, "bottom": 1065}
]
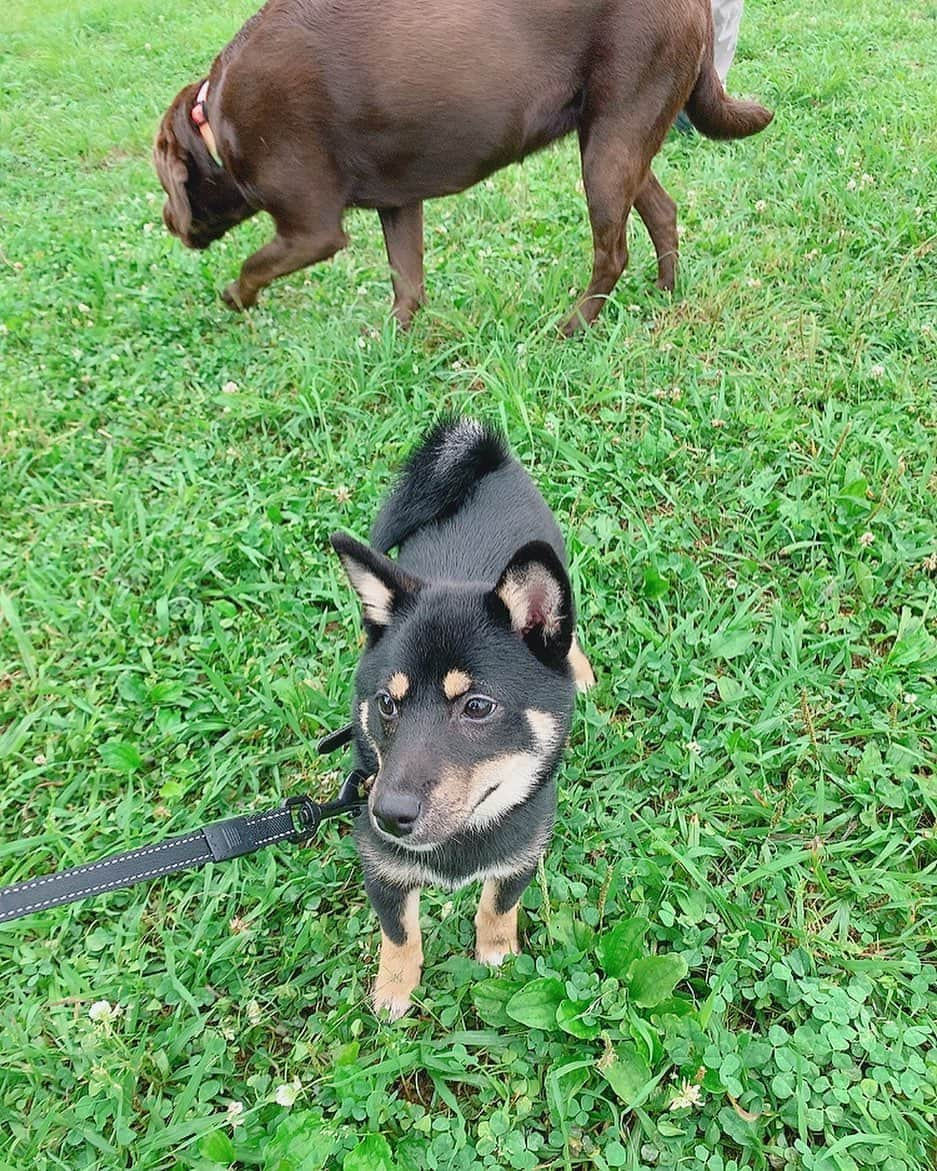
[{"left": 191, "top": 79, "right": 223, "bottom": 167}]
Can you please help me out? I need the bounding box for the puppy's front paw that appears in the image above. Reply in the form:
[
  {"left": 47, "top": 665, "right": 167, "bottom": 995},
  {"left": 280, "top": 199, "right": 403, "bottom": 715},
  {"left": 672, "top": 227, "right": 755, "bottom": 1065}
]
[
  {"left": 475, "top": 936, "right": 521, "bottom": 967},
  {"left": 373, "top": 934, "right": 423, "bottom": 1020},
  {"left": 373, "top": 966, "right": 421, "bottom": 1019},
  {"left": 475, "top": 908, "right": 521, "bottom": 967},
  {"left": 373, "top": 983, "right": 416, "bottom": 1020}
]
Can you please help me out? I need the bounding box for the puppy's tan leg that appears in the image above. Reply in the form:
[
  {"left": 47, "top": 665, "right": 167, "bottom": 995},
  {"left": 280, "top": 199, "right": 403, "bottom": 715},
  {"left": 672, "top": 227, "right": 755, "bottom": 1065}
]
[
  {"left": 379, "top": 203, "right": 426, "bottom": 329},
  {"left": 633, "top": 171, "right": 678, "bottom": 292},
  {"left": 373, "top": 888, "right": 423, "bottom": 1019},
  {"left": 569, "top": 635, "right": 596, "bottom": 693},
  {"left": 475, "top": 879, "right": 522, "bottom": 966}
]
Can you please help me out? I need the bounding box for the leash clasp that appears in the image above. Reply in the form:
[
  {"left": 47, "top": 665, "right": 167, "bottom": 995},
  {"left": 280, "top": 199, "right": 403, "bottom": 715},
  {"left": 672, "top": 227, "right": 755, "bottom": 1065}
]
[{"left": 285, "top": 795, "right": 323, "bottom": 842}]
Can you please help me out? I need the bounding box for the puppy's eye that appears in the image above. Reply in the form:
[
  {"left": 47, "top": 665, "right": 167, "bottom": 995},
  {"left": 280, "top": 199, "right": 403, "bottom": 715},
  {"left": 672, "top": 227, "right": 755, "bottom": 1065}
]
[
  {"left": 462, "top": 696, "right": 496, "bottom": 721},
  {"left": 376, "top": 691, "right": 398, "bottom": 720}
]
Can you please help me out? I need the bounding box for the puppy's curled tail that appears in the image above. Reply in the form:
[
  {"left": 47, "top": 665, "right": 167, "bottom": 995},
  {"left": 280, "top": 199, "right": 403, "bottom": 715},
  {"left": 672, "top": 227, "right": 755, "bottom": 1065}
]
[
  {"left": 684, "top": 9, "right": 773, "bottom": 140},
  {"left": 371, "top": 418, "right": 509, "bottom": 553}
]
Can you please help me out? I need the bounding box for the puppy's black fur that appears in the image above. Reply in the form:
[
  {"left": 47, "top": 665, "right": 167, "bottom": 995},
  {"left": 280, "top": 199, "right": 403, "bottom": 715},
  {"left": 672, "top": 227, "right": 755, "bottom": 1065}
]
[{"left": 331, "top": 419, "right": 591, "bottom": 1016}]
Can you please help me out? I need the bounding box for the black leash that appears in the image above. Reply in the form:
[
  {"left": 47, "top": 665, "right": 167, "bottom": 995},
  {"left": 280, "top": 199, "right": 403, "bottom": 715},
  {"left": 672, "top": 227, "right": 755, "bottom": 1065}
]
[{"left": 0, "top": 723, "right": 364, "bottom": 926}]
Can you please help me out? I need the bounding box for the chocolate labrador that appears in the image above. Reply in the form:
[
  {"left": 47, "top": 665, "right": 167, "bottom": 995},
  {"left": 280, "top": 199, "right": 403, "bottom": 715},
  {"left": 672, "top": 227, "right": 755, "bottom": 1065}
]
[{"left": 154, "top": 0, "right": 772, "bottom": 332}]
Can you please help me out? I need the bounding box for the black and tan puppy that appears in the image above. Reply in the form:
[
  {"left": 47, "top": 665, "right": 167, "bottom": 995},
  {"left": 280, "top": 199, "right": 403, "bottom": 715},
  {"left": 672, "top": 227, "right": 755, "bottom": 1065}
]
[
  {"left": 154, "top": 0, "right": 772, "bottom": 332},
  {"left": 331, "top": 420, "right": 594, "bottom": 1016}
]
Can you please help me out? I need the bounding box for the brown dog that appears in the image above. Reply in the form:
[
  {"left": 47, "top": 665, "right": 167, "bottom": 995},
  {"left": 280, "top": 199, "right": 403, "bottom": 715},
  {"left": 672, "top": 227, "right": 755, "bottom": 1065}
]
[{"left": 154, "top": 0, "right": 772, "bottom": 332}]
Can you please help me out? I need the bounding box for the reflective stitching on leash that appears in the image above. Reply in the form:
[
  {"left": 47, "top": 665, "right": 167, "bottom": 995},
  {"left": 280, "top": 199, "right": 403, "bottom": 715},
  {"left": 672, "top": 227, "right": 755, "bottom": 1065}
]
[{"left": 6, "top": 811, "right": 286, "bottom": 895}]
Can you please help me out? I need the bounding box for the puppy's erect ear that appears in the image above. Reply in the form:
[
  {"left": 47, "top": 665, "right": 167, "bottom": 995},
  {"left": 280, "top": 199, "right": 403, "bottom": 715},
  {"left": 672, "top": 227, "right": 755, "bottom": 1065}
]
[
  {"left": 488, "top": 541, "right": 574, "bottom": 670},
  {"left": 331, "top": 532, "right": 423, "bottom": 635}
]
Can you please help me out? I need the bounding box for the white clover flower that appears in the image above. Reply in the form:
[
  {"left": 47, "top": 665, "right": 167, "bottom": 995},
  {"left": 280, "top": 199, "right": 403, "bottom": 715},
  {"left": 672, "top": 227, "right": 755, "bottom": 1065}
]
[
  {"left": 247, "top": 1000, "right": 263, "bottom": 1027},
  {"left": 870, "top": 364, "right": 885, "bottom": 380},
  {"left": 903, "top": 693, "right": 918, "bottom": 707},
  {"left": 669, "top": 1080, "right": 704, "bottom": 1111},
  {"left": 88, "top": 1000, "right": 120, "bottom": 1024},
  {"left": 227, "top": 1101, "right": 245, "bottom": 1128},
  {"left": 859, "top": 531, "right": 875, "bottom": 547},
  {"left": 686, "top": 740, "right": 702, "bottom": 757},
  {"left": 222, "top": 380, "right": 239, "bottom": 394},
  {"left": 275, "top": 1078, "right": 302, "bottom": 1107}
]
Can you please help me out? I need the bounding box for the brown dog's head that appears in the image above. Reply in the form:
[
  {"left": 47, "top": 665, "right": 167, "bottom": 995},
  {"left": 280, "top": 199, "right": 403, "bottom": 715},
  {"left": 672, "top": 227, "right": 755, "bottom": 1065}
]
[{"left": 153, "top": 82, "right": 254, "bottom": 251}]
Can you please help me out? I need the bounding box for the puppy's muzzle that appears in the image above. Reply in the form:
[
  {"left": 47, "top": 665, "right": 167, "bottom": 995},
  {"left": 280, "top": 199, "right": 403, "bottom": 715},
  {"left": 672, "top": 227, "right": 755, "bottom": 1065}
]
[{"left": 372, "top": 791, "right": 422, "bottom": 839}]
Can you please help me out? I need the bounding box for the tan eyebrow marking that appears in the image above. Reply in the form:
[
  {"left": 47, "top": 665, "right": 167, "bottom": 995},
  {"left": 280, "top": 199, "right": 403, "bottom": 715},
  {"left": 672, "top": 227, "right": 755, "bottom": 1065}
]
[
  {"left": 443, "top": 669, "right": 472, "bottom": 700},
  {"left": 387, "top": 672, "right": 410, "bottom": 700}
]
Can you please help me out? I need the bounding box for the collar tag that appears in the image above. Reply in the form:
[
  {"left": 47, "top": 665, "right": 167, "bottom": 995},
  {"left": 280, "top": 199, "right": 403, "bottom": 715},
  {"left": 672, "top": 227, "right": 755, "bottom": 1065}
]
[{"left": 191, "top": 79, "right": 223, "bottom": 167}]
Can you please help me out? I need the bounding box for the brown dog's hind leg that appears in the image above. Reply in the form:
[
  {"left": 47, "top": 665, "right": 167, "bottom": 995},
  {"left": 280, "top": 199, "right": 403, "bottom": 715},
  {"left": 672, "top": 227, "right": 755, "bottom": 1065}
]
[
  {"left": 634, "top": 171, "right": 678, "bottom": 292},
  {"left": 372, "top": 887, "right": 423, "bottom": 1020},
  {"left": 568, "top": 635, "right": 596, "bottom": 693},
  {"left": 222, "top": 214, "right": 348, "bottom": 311},
  {"left": 563, "top": 125, "right": 649, "bottom": 335},
  {"left": 379, "top": 203, "right": 425, "bottom": 329}
]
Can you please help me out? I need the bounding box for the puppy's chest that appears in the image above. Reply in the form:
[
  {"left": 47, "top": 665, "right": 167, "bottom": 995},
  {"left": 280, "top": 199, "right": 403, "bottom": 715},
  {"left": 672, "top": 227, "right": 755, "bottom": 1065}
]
[
  {"left": 371, "top": 852, "right": 536, "bottom": 892},
  {"left": 356, "top": 820, "right": 551, "bottom": 891}
]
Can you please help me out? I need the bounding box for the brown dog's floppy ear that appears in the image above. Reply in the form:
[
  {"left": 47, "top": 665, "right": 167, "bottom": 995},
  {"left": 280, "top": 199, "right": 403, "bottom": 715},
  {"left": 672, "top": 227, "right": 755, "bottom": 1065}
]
[
  {"left": 153, "top": 105, "right": 193, "bottom": 239},
  {"left": 331, "top": 532, "right": 423, "bottom": 635},
  {"left": 488, "top": 541, "right": 574, "bottom": 670}
]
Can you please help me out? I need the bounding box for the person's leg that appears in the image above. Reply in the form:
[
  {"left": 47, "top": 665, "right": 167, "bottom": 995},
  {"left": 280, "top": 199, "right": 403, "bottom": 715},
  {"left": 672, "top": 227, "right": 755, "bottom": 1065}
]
[{"left": 713, "top": 0, "right": 744, "bottom": 83}]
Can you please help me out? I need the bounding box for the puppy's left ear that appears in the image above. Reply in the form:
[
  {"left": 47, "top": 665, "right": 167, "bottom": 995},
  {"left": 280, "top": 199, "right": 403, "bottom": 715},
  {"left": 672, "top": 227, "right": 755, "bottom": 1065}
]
[
  {"left": 488, "top": 541, "right": 574, "bottom": 670},
  {"left": 331, "top": 532, "right": 423, "bottom": 638}
]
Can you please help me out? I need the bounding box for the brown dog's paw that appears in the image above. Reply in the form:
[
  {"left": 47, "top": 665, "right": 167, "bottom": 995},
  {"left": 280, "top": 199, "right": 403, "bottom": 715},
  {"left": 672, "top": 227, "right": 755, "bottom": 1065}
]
[
  {"left": 221, "top": 283, "right": 249, "bottom": 311},
  {"left": 391, "top": 300, "right": 421, "bottom": 331}
]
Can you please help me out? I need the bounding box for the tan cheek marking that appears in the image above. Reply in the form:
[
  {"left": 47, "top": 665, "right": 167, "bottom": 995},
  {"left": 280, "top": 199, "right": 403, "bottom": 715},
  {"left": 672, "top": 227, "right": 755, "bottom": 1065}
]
[
  {"left": 373, "top": 889, "right": 423, "bottom": 1020},
  {"left": 443, "top": 669, "right": 472, "bottom": 700},
  {"left": 387, "top": 672, "right": 410, "bottom": 700},
  {"left": 475, "top": 879, "right": 521, "bottom": 965},
  {"left": 525, "top": 709, "right": 559, "bottom": 751},
  {"left": 465, "top": 750, "right": 542, "bottom": 828}
]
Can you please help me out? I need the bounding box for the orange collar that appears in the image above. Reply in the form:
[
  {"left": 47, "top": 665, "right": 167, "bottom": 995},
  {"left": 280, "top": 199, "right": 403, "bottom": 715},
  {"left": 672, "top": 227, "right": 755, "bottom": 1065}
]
[{"left": 191, "top": 80, "right": 223, "bottom": 167}]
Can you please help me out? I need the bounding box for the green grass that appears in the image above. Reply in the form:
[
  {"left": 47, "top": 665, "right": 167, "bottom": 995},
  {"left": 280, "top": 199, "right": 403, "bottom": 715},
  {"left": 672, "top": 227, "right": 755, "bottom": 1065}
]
[{"left": 1, "top": 0, "right": 936, "bottom": 1166}]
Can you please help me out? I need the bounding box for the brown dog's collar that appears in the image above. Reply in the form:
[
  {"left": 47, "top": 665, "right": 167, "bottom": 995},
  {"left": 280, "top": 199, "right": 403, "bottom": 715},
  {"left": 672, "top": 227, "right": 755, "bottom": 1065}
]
[{"left": 191, "top": 79, "right": 223, "bottom": 167}]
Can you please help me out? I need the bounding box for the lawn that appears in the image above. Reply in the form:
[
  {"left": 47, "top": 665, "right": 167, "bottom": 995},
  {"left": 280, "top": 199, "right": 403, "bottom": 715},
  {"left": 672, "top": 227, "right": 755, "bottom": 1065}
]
[{"left": 1, "top": 0, "right": 936, "bottom": 1167}]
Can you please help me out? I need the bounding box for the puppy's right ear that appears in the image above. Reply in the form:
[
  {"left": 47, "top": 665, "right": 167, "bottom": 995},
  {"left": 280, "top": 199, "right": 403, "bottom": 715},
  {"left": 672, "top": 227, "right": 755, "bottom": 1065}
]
[{"left": 331, "top": 532, "right": 423, "bottom": 635}]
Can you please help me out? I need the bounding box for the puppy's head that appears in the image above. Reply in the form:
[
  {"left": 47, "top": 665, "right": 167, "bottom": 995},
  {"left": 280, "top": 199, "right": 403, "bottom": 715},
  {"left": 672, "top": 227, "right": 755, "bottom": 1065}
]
[
  {"left": 332, "top": 533, "right": 577, "bottom": 850},
  {"left": 153, "top": 81, "right": 253, "bottom": 250}
]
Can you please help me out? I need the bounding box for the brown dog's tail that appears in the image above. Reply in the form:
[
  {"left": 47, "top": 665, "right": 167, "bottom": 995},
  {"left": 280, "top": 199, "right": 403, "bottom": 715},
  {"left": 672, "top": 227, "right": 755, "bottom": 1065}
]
[{"left": 684, "top": 10, "right": 773, "bottom": 140}]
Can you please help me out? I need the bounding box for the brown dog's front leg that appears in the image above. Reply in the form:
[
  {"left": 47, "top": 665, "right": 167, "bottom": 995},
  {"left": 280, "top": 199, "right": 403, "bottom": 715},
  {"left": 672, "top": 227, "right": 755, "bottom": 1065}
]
[
  {"left": 634, "top": 171, "right": 678, "bottom": 292},
  {"left": 379, "top": 203, "right": 425, "bottom": 329},
  {"left": 222, "top": 223, "right": 348, "bottom": 311}
]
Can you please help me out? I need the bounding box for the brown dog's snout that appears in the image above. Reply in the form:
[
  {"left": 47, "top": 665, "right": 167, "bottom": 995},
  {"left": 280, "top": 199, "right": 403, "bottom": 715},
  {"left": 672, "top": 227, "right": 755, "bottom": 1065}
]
[{"left": 372, "top": 790, "right": 422, "bottom": 839}]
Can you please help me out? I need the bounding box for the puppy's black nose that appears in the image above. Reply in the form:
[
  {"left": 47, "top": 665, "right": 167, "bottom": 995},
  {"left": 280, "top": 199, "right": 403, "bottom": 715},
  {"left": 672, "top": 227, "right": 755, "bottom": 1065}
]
[{"left": 373, "top": 793, "right": 421, "bottom": 838}]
